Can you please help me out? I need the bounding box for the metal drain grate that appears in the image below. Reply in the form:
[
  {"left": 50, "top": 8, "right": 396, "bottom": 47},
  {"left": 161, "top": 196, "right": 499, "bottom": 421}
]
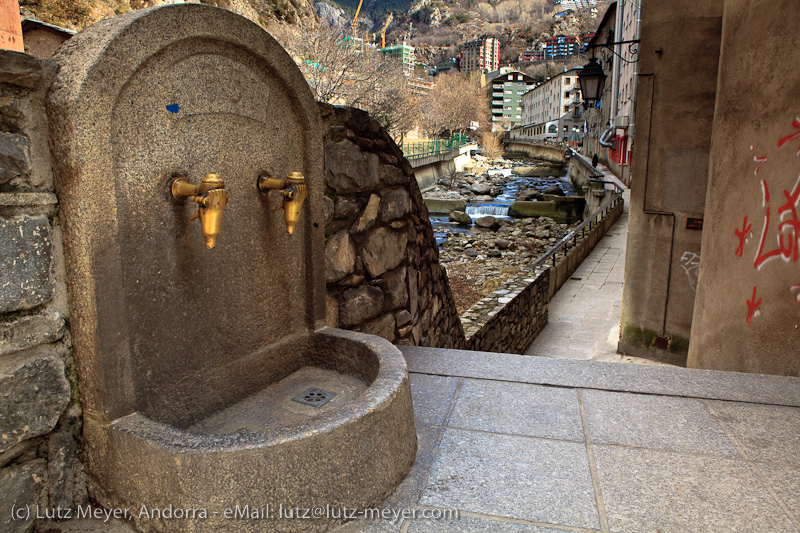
[{"left": 292, "top": 388, "right": 336, "bottom": 407}]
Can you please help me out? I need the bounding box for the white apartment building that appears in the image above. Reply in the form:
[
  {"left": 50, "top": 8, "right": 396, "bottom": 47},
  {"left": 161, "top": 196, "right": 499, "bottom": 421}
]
[{"left": 518, "top": 68, "right": 583, "bottom": 141}]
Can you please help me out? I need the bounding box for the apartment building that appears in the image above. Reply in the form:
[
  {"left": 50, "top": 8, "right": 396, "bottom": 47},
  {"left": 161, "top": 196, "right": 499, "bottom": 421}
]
[
  {"left": 489, "top": 70, "right": 536, "bottom": 129},
  {"left": 379, "top": 42, "right": 415, "bottom": 75},
  {"left": 518, "top": 68, "right": 583, "bottom": 140},
  {"left": 581, "top": 0, "right": 639, "bottom": 184},
  {"left": 460, "top": 37, "right": 499, "bottom": 73}
]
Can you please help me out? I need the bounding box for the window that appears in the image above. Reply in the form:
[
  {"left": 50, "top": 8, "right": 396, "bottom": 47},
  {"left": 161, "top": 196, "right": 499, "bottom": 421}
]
[
  {"left": 564, "top": 106, "right": 569, "bottom": 113},
  {"left": 565, "top": 91, "right": 570, "bottom": 98},
  {"left": 548, "top": 124, "right": 557, "bottom": 133}
]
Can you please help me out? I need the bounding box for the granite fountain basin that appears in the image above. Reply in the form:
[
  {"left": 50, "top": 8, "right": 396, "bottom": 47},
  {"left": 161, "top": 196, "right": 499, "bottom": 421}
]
[{"left": 84, "top": 328, "right": 416, "bottom": 532}]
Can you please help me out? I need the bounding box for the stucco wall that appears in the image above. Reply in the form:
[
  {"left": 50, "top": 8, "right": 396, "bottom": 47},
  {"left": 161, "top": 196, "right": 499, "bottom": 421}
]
[
  {"left": 688, "top": 0, "right": 800, "bottom": 376},
  {"left": 618, "top": 0, "right": 723, "bottom": 363}
]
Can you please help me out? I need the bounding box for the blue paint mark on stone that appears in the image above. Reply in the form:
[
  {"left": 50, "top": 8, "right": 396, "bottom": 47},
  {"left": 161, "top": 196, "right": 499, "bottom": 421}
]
[{"left": 166, "top": 103, "right": 180, "bottom": 114}]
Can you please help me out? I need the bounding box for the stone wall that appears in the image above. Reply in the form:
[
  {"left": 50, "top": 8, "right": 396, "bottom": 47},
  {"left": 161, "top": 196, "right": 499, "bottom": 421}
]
[
  {"left": 320, "top": 103, "right": 466, "bottom": 349},
  {"left": 0, "top": 51, "right": 86, "bottom": 533},
  {"left": 462, "top": 266, "right": 549, "bottom": 354}
]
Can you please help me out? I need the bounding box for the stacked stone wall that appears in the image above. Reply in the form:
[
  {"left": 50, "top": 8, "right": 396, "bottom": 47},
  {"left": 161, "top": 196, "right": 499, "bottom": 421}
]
[
  {"left": 320, "top": 104, "right": 466, "bottom": 349},
  {"left": 462, "top": 266, "right": 550, "bottom": 354},
  {"left": 0, "top": 51, "right": 86, "bottom": 532}
]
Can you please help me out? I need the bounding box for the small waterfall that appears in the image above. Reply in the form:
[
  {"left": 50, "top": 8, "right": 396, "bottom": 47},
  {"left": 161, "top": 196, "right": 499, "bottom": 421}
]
[{"left": 466, "top": 204, "right": 510, "bottom": 217}]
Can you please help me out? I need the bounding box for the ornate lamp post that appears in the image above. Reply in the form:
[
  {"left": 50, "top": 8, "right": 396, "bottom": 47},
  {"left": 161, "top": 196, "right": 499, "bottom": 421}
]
[{"left": 578, "top": 57, "right": 607, "bottom": 107}]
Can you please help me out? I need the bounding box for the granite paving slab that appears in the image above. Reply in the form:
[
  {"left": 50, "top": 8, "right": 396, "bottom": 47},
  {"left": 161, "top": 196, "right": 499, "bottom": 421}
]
[
  {"left": 707, "top": 400, "right": 800, "bottom": 465},
  {"left": 447, "top": 379, "right": 584, "bottom": 441},
  {"left": 409, "top": 374, "right": 460, "bottom": 426},
  {"left": 407, "top": 513, "right": 591, "bottom": 532},
  {"left": 420, "top": 429, "right": 600, "bottom": 530},
  {"left": 400, "top": 347, "right": 800, "bottom": 407},
  {"left": 756, "top": 463, "right": 800, "bottom": 520},
  {"left": 593, "top": 446, "right": 799, "bottom": 532},
  {"left": 581, "top": 389, "right": 740, "bottom": 456}
]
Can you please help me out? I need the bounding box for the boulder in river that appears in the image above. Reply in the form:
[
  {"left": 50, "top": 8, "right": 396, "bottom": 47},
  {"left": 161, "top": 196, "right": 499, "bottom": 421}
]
[
  {"left": 449, "top": 210, "right": 473, "bottom": 225},
  {"left": 475, "top": 216, "right": 502, "bottom": 230}
]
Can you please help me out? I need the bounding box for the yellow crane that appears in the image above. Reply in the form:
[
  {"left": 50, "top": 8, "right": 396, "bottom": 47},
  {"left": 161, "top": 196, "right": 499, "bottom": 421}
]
[
  {"left": 352, "top": 0, "right": 364, "bottom": 39},
  {"left": 381, "top": 12, "right": 393, "bottom": 48}
]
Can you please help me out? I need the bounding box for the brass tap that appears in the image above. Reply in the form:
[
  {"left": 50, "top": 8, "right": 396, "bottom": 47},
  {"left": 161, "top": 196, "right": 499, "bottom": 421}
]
[
  {"left": 171, "top": 174, "right": 229, "bottom": 248},
  {"left": 257, "top": 171, "right": 308, "bottom": 234}
]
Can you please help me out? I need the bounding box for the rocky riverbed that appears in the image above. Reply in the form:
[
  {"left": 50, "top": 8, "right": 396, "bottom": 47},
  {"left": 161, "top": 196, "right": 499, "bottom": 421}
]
[
  {"left": 439, "top": 216, "right": 576, "bottom": 314},
  {"left": 425, "top": 154, "right": 573, "bottom": 204},
  {"left": 427, "top": 155, "right": 580, "bottom": 314}
]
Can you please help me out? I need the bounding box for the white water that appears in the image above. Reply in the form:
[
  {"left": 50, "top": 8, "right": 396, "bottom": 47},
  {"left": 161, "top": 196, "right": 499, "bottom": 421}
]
[
  {"left": 466, "top": 204, "right": 510, "bottom": 217},
  {"left": 487, "top": 168, "right": 514, "bottom": 177}
]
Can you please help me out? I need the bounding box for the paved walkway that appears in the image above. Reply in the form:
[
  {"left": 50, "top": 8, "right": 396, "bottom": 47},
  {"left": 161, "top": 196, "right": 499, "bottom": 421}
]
[
  {"left": 523, "top": 164, "right": 666, "bottom": 365},
  {"left": 335, "top": 164, "right": 800, "bottom": 533}
]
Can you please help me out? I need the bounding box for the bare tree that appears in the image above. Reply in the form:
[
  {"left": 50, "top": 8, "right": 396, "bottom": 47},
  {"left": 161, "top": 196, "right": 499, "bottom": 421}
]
[
  {"left": 422, "top": 72, "right": 486, "bottom": 136},
  {"left": 280, "top": 24, "right": 419, "bottom": 139}
]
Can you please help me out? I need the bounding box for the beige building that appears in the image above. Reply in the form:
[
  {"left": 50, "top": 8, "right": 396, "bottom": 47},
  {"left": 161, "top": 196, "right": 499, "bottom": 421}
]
[
  {"left": 518, "top": 68, "right": 583, "bottom": 141},
  {"left": 580, "top": 1, "right": 639, "bottom": 185},
  {"left": 620, "top": 0, "right": 799, "bottom": 376}
]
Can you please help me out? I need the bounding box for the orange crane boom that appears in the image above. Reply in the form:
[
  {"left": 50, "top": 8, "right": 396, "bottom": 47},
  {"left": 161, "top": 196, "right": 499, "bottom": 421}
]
[
  {"left": 352, "top": 0, "right": 364, "bottom": 39},
  {"left": 381, "top": 12, "right": 393, "bottom": 48}
]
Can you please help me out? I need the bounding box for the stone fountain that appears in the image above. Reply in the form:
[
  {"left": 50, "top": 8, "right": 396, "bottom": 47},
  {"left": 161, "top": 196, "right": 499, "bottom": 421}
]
[{"left": 46, "top": 5, "right": 416, "bottom": 531}]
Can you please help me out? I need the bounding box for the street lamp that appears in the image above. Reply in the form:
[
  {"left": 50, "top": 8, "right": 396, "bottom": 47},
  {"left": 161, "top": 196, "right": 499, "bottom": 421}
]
[{"left": 578, "top": 57, "right": 606, "bottom": 106}]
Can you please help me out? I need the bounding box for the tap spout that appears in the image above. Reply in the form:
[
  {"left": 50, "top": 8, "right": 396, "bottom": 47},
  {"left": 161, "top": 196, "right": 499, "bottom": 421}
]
[
  {"left": 258, "top": 171, "right": 308, "bottom": 234},
  {"left": 171, "top": 174, "right": 229, "bottom": 248}
]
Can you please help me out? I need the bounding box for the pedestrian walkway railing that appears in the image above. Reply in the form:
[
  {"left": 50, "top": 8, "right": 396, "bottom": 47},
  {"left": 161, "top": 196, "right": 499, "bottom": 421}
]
[
  {"left": 402, "top": 134, "right": 470, "bottom": 160},
  {"left": 534, "top": 160, "right": 625, "bottom": 269}
]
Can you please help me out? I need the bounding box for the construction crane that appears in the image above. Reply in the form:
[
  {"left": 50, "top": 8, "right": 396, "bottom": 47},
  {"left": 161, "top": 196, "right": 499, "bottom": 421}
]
[
  {"left": 352, "top": 0, "right": 364, "bottom": 39},
  {"left": 381, "top": 12, "right": 393, "bottom": 48}
]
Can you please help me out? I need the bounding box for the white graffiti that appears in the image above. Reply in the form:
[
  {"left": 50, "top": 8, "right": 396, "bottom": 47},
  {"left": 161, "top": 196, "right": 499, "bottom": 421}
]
[{"left": 680, "top": 251, "right": 701, "bottom": 293}]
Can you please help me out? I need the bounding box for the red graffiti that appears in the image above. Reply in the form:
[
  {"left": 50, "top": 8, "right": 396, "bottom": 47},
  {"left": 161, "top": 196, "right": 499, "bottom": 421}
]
[
  {"left": 777, "top": 118, "right": 800, "bottom": 155},
  {"left": 750, "top": 146, "right": 769, "bottom": 176},
  {"left": 754, "top": 176, "right": 800, "bottom": 269},
  {"left": 746, "top": 286, "right": 762, "bottom": 326},
  {"left": 735, "top": 215, "right": 752, "bottom": 257}
]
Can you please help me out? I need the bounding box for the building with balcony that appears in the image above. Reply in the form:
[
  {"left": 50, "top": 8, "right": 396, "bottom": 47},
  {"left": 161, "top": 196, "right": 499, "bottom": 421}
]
[
  {"left": 379, "top": 42, "right": 415, "bottom": 75},
  {"left": 518, "top": 68, "right": 583, "bottom": 141},
  {"left": 581, "top": 1, "right": 639, "bottom": 185},
  {"left": 545, "top": 35, "right": 582, "bottom": 59},
  {"left": 488, "top": 70, "right": 536, "bottom": 129},
  {"left": 460, "top": 37, "right": 499, "bottom": 73},
  {"left": 407, "top": 76, "right": 435, "bottom": 96},
  {"left": 520, "top": 49, "right": 547, "bottom": 63}
]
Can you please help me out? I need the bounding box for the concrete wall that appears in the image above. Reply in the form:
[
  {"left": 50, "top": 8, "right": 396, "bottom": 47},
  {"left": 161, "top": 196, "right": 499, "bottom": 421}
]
[
  {"left": 0, "top": 51, "right": 86, "bottom": 533},
  {"left": 505, "top": 139, "right": 568, "bottom": 165},
  {"left": 409, "top": 144, "right": 475, "bottom": 191},
  {"left": 321, "top": 104, "right": 467, "bottom": 349},
  {"left": 688, "top": 0, "right": 800, "bottom": 376},
  {"left": 618, "top": 0, "right": 723, "bottom": 364}
]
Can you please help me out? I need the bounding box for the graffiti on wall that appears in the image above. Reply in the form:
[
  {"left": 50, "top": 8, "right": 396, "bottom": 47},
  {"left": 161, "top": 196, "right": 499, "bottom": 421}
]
[
  {"left": 737, "top": 118, "right": 800, "bottom": 325},
  {"left": 679, "top": 251, "right": 700, "bottom": 292}
]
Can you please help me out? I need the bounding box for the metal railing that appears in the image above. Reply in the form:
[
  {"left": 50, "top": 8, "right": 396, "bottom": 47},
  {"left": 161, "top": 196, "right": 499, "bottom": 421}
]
[
  {"left": 534, "top": 157, "right": 625, "bottom": 269},
  {"left": 402, "top": 134, "right": 470, "bottom": 160}
]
